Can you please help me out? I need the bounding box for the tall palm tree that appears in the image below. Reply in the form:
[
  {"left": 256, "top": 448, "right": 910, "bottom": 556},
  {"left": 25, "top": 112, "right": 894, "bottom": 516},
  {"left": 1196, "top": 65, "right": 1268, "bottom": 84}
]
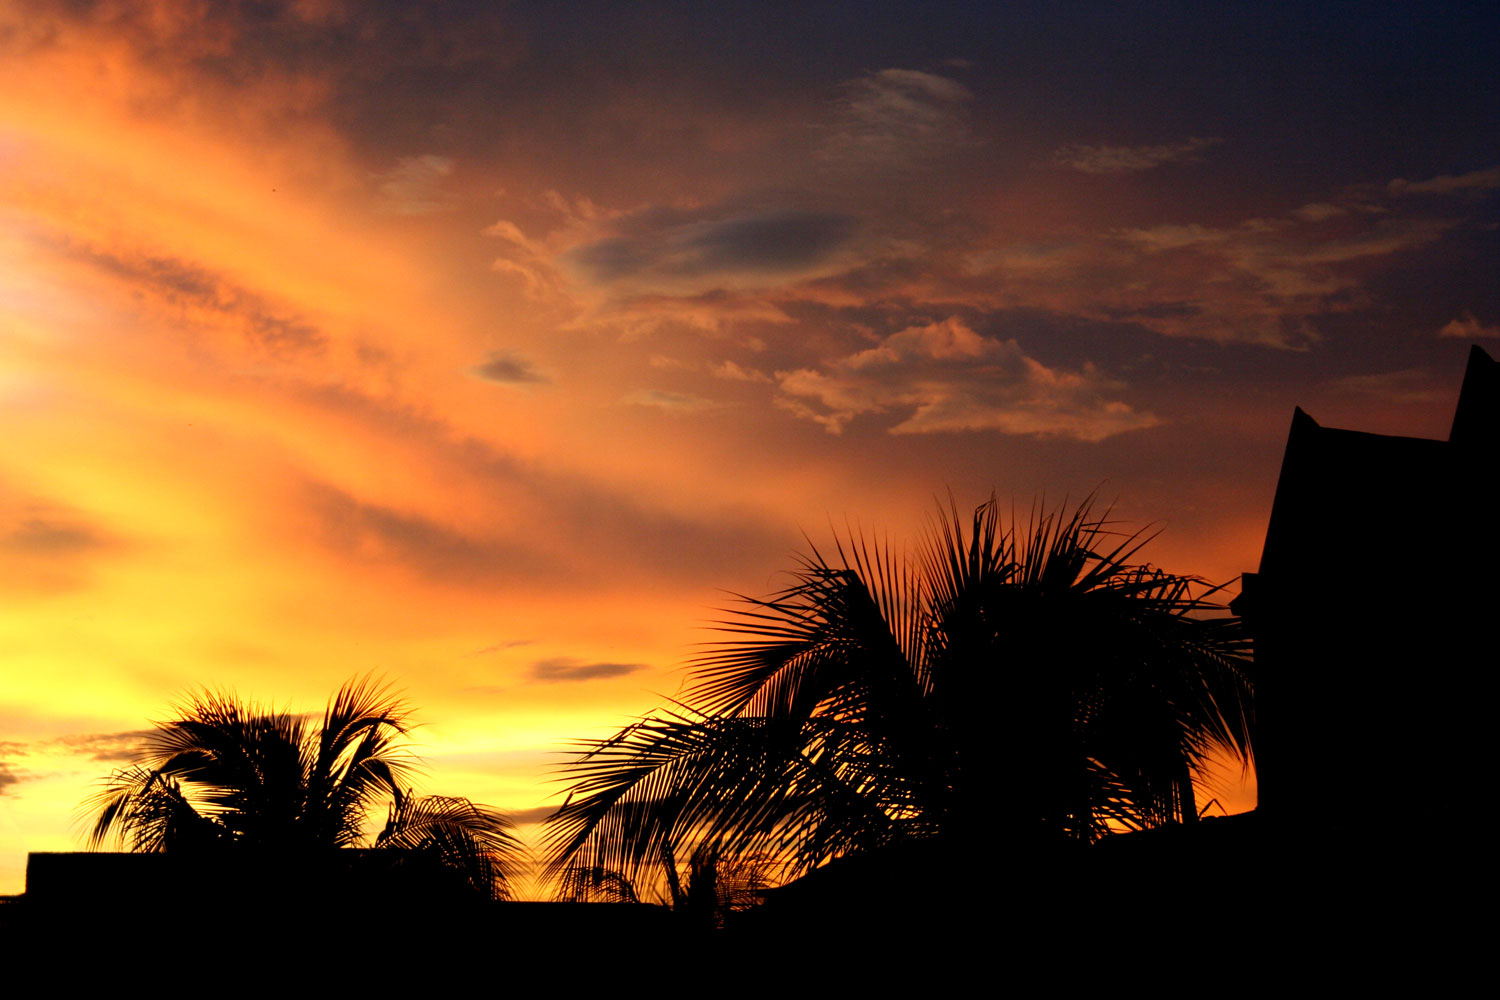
[
  {"left": 86, "top": 676, "right": 524, "bottom": 900},
  {"left": 543, "top": 496, "right": 1254, "bottom": 892}
]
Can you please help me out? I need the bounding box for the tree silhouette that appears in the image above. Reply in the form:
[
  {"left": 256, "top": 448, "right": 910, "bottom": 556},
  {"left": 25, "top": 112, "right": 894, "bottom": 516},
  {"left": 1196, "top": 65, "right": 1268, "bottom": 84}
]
[
  {"left": 553, "top": 844, "right": 783, "bottom": 931},
  {"left": 544, "top": 496, "right": 1254, "bottom": 893},
  {"left": 86, "top": 676, "right": 523, "bottom": 900}
]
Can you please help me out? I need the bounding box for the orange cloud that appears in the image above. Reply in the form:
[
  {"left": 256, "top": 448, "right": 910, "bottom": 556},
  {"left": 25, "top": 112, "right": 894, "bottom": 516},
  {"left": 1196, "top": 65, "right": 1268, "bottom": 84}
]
[{"left": 774, "top": 317, "right": 1160, "bottom": 440}]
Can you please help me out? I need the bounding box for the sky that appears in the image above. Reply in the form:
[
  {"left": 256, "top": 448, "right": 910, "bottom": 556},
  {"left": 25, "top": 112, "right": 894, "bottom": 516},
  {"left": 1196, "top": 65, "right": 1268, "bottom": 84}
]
[{"left": 1, "top": 1, "right": 1496, "bottom": 895}]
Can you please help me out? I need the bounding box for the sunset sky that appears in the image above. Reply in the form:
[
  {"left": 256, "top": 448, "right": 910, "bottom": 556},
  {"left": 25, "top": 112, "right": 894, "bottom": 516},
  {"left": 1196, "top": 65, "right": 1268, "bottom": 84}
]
[{"left": 2, "top": 1, "right": 1496, "bottom": 894}]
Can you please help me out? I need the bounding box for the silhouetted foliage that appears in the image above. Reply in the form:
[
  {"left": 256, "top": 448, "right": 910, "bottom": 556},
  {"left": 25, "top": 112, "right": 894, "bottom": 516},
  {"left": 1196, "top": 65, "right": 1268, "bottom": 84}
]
[
  {"left": 553, "top": 845, "right": 782, "bottom": 931},
  {"left": 85, "top": 676, "right": 524, "bottom": 900},
  {"left": 544, "top": 496, "right": 1254, "bottom": 894}
]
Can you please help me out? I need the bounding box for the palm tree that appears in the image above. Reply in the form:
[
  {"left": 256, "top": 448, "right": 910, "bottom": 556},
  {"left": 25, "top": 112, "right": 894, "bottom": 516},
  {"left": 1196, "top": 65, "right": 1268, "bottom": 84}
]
[
  {"left": 86, "top": 676, "right": 524, "bottom": 901},
  {"left": 543, "top": 496, "right": 1253, "bottom": 895},
  {"left": 553, "top": 844, "right": 784, "bottom": 931}
]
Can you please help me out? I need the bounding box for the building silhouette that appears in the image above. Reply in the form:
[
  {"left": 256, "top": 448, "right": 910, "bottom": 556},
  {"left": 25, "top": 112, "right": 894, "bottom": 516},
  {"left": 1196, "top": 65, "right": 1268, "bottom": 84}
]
[{"left": 1235, "top": 344, "right": 1495, "bottom": 850}]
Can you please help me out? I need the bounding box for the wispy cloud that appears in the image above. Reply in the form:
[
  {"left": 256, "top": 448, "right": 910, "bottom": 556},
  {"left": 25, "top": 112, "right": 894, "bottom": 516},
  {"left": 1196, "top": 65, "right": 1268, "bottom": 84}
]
[
  {"left": 485, "top": 217, "right": 572, "bottom": 301},
  {"left": 50, "top": 730, "right": 154, "bottom": 762},
  {"left": 1327, "top": 368, "right": 1448, "bottom": 404},
  {"left": 0, "top": 496, "right": 116, "bottom": 593},
  {"left": 470, "top": 639, "right": 534, "bottom": 656},
  {"left": 622, "top": 389, "right": 721, "bottom": 414},
  {"left": 1387, "top": 166, "right": 1500, "bottom": 196},
  {"left": 556, "top": 164, "right": 1496, "bottom": 353},
  {"left": 51, "top": 239, "right": 326, "bottom": 357},
  {"left": 821, "top": 68, "right": 976, "bottom": 169},
  {"left": 374, "top": 154, "right": 456, "bottom": 215},
  {"left": 0, "top": 729, "right": 154, "bottom": 795},
  {"left": 0, "top": 740, "right": 28, "bottom": 796},
  {"left": 1437, "top": 311, "right": 1500, "bottom": 339},
  {"left": 967, "top": 192, "right": 1462, "bottom": 347},
  {"left": 774, "top": 317, "right": 1159, "bottom": 440},
  {"left": 304, "top": 481, "right": 559, "bottom": 586},
  {"left": 1291, "top": 202, "right": 1348, "bottom": 223},
  {"left": 710, "top": 360, "right": 772, "bottom": 383},
  {"left": 1051, "top": 137, "right": 1222, "bottom": 174}
]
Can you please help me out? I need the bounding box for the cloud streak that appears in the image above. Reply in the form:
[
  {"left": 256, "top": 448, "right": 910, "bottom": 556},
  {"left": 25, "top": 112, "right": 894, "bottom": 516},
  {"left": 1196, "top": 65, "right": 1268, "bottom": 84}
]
[
  {"left": 529, "top": 658, "right": 646, "bottom": 683},
  {"left": 1437, "top": 311, "right": 1499, "bottom": 339},
  {"left": 821, "top": 68, "right": 976, "bottom": 169},
  {"left": 49, "top": 730, "right": 155, "bottom": 762},
  {"left": 1052, "top": 137, "right": 1222, "bottom": 174},
  {"left": 623, "top": 389, "right": 721, "bottom": 414},
  {"left": 374, "top": 154, "right": 456, "bottom": 215},
  {"left": 774, "top": 317, "right": 1159, "bottom": 440},
  {"left": 472, "top": 353, "right": 549, "bottom": 385},
  {"left": 52, "top": 238, "right": 327, "bottom": 357},
  {"left": 565, "top": 205, "right": 858, "bottom": 291}
]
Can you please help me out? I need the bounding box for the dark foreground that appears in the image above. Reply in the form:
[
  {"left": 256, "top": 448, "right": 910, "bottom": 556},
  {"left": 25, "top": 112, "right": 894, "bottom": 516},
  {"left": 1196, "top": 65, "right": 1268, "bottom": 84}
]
[{"left": 3, "top": 815, "right": 1479, "bottom": 989}]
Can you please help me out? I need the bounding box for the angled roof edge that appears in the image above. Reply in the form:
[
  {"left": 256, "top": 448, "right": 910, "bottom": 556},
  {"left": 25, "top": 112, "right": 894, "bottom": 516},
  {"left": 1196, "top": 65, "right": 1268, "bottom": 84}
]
[{"left": 1449, "top": 343, "right": 1497, "bottom": 446}]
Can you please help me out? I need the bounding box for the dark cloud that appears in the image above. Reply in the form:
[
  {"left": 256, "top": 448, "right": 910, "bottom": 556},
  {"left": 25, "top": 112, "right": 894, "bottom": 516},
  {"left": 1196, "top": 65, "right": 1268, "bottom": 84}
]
[
  {"left": 686, "top": 211, "right": 857, "bottom": 274},
  {"left": 555, "top": 158, "right": 1498, "bottom": 357},
  {"left": 529, "top": 658, "right": 646, "bottom": 683},
  {"left": 1, "top": 517, "right": 108, "bottom": 555},
  {"left": 1051, "top": 137, "right": 1222, "bottom": 174},
  {"left": 0, "top": 496, "right": 116, "bottom": 593},
  {"left": 507, "top": 804, "right": 562, "bottom": 825},
  {"left": 0, "top": 740, "right": 26, "bottom": 796},
  {"left": 570, "top": 238, "right": 648, "bottom": 283},
  {"left": 566, "top": 205, "right": 857, "bottom": 287},
  {"left": 1102, "top": 302, "right": 1206, "bottom": 321},
  {"left": 471, "top": 352, "right": 549, "bottom": 385}
]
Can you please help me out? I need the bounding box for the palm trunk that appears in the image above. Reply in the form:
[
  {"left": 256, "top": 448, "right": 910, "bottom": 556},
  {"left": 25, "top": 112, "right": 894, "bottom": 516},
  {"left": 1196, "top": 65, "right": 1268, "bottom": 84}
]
[{"left": 1178, "top": 774, "right": 1198, "bottom": 825}]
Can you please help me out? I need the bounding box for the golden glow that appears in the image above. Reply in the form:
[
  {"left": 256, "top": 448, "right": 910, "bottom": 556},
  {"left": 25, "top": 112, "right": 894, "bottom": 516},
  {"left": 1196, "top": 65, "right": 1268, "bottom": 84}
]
[{"left": 27, "top": 3, "right": 1483, "bottom": 897}]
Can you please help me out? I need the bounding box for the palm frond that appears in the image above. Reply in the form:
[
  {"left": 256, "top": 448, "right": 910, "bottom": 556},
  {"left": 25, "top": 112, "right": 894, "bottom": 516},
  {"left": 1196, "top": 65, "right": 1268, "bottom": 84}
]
[
  {"left": 377, "top": 791, "right": 526, "bottom": 899},
  {"left": 552, "top": 864, "right": 642, "bottom": 904},
  {"left": 79, "top": 676, "right": 521, "bottom": 900},
  {"left": 84, "top": 765, "right": 228, "bottom": 853},
  {"left": 545, "top": 494, "right": 1256, "bottom": 891}
]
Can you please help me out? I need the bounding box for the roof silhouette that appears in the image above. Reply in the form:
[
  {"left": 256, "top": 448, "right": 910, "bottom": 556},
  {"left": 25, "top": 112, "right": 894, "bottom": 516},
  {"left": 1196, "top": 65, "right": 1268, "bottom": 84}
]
[{"left": 1234, "top": 344, "right": 1495, "bottom": 840}]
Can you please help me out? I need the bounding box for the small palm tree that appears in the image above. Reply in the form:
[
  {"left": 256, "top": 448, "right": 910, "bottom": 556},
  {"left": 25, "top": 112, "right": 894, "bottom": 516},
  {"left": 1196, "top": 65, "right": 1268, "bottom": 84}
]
[
  {"left": 552, "top": 846, "right": 783, "bottom": 932},
  {"left": 543, "top": 496, "right": 1254, "bottom": 894},
  {"left": 86, "top": 676, "right": 524, "bottom": 900}
]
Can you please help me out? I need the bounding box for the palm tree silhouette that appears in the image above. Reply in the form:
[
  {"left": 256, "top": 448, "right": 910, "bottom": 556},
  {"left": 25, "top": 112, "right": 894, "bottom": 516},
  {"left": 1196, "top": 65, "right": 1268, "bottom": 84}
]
[
  {"left": 554, "top": 843, "right": 783, "bottom": 931},
  {"left": 543, "top": 496, "right": 1253, "bottom": 893},
  {"left": 86, "top": 676, "right": 523, "bottom": 900}
]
